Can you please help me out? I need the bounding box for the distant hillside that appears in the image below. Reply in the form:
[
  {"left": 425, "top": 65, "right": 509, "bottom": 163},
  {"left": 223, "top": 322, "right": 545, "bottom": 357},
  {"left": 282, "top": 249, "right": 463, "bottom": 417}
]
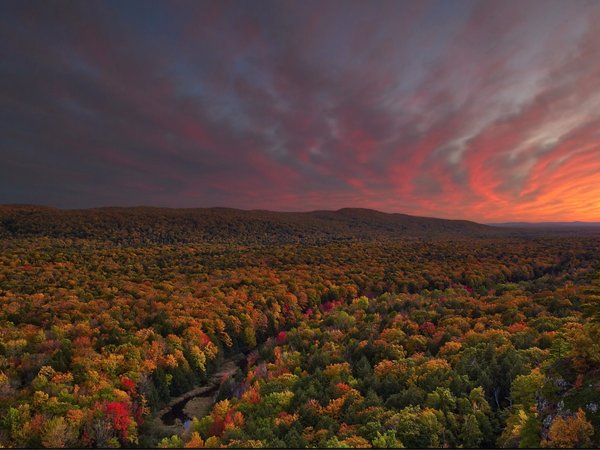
[
  {"left": 490, "top": 221, "right": 600, "bottom": 228},
  {"left": 0, "top": 205, "right": 505, "bottom": 244}
]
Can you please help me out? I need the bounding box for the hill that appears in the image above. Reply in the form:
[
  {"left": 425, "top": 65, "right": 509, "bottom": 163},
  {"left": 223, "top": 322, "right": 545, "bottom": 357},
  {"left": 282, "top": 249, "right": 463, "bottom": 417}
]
[
  {"left": 0, "top": 205, "right": 502, "bottom": 244},
  {"left": 490, "top": 221, "right": 600, "bottom": 228}
]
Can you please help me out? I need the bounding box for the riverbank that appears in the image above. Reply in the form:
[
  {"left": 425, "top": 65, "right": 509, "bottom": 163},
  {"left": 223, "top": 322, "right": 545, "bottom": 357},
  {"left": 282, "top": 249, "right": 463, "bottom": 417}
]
[{"left": 151, "top": 353, "right": 246, "bottom": 436}]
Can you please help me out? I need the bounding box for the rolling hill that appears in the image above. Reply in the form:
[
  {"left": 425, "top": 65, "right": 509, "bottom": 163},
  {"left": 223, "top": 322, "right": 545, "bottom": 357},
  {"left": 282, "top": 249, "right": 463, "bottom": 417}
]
[
  {"left": 0, "top": 205, "right": 503, "bottom": 244},
  {"left": 489, "top": 221, "right": 600, "bottom": 228}
]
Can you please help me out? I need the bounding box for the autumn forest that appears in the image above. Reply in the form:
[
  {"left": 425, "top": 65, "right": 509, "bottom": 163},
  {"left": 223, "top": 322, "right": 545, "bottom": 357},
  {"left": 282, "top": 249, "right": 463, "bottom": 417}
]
[
  {"left": 4, "top": 0, "right": 600, "bottom": 447},
  {"left": 0, "top": 206, "right": 598, "bottom": 448}
]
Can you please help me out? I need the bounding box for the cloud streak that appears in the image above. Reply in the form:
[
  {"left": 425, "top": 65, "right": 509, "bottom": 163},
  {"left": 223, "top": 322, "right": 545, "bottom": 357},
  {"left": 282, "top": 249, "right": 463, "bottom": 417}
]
[{"left": 1, "top": 0, "right": 599, "bottom": 221}]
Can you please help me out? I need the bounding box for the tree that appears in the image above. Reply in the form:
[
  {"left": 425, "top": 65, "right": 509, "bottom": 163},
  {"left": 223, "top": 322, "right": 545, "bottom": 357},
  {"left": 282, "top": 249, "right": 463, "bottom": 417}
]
[
  {"left": 460, "top": 414, "right": 483, "bottom": 448},
  {"left": 511, "top": 369, "right": 544, "bottom": 408},
  {"left": 41, "top": 416, "right": 71, "bottom": 448},
  {"left": 184, "top": 432, "right": 204, "bottom": 448},
  {"left": 541, "top": 409, "right": 594, "bottom": 448},
  {"left": 372, "top": 430, "right": 404, "bottom": 448},
  {"left": 158, "top": 435, "right": 184, "bottom": 448}
]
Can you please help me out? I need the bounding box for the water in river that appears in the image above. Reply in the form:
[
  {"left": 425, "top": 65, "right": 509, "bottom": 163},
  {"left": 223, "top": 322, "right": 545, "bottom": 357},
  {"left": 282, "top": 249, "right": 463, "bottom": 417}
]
[
  {"left": 158, "top": 352, "right": 250, "bottom": 429},
  {"left": 160, "top": 383, "right": 220, "bottom": 426}
]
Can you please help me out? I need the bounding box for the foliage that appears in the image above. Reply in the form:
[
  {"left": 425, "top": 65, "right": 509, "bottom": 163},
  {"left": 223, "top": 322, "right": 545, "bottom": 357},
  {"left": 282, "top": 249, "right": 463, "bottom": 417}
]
[{"left": 1, "top": 211, "right": 599, "bottom": 447}]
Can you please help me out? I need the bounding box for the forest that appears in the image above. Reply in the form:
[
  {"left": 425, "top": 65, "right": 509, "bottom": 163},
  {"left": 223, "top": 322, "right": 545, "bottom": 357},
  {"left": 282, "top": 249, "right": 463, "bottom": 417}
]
[{"left": 0, "top": 207, "right": 599, "bottom": 448}]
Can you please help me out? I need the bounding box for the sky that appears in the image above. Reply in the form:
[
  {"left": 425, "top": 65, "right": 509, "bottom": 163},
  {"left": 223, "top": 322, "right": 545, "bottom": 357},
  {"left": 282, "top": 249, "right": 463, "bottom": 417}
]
[{"left": 2, "top": 0, "right": 600, "bottom": 222}]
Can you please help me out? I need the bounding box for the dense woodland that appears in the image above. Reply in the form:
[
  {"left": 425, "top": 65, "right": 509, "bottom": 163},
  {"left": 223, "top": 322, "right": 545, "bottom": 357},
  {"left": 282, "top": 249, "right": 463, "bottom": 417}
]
[
  {"left": 0, "top": 205, "right": 504, "bottom": 244},
  {"left": 0, "top": 207, "right": 599, "bottom": 448}
]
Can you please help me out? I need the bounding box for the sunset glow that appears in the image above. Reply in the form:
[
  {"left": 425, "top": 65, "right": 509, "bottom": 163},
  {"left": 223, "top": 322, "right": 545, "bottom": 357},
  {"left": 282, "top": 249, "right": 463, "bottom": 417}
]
[{"left": 2, "top": 0, "right": 600, "bottom": 222}]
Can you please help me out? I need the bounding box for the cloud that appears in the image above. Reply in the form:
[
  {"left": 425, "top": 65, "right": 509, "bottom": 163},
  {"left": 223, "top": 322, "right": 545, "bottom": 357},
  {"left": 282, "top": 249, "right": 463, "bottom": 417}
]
[{"left": 1, "top": 0, "right": 599, "bottom": 220}]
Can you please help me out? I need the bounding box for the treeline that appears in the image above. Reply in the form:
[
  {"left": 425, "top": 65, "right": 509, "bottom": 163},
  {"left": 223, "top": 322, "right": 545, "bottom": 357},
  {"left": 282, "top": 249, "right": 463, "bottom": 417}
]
[{"left": 0, "top": 206, "right": 502, "bottom": 244}]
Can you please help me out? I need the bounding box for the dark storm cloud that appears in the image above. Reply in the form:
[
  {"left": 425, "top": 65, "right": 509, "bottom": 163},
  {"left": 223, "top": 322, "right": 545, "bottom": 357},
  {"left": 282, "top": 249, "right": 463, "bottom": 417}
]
[{"left": 1, "top": 0, "right": 600, "bottom": 221}]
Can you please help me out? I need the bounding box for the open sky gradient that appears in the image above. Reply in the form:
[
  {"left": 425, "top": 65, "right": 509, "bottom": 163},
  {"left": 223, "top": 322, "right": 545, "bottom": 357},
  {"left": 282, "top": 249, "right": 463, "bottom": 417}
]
[{"left": 2, "top": 0, "right": 600, "bottom": 222}]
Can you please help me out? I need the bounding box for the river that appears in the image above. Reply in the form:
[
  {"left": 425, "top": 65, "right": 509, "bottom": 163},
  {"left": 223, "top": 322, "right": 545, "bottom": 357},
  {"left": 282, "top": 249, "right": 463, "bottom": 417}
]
[{"left": 154, "top": 351, "right": 252, "bottom": 434}]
